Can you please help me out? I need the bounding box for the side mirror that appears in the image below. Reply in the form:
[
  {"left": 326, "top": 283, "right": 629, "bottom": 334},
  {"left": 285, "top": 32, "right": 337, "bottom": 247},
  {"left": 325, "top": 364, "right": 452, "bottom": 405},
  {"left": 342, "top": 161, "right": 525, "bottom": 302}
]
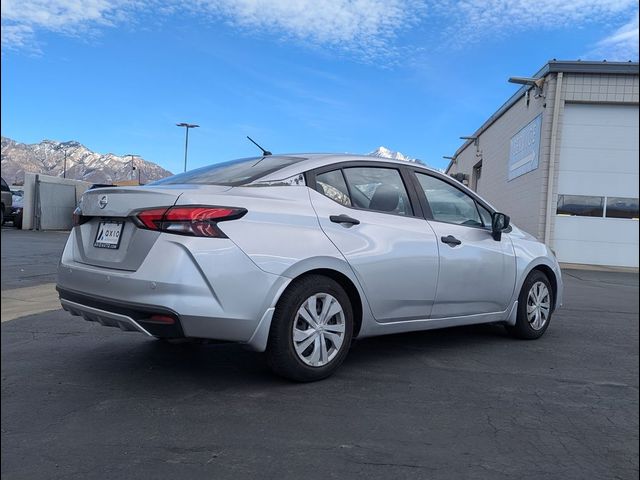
[{"left": 491, "top": 212, "right": 510, "bottom": 241}]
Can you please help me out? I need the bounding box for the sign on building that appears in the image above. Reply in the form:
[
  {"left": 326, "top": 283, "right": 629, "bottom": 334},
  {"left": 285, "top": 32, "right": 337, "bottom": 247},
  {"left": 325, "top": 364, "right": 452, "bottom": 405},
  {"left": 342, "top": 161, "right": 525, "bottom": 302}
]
[{"left": 508, "top": 114, "right": 542, "bottom": 180}]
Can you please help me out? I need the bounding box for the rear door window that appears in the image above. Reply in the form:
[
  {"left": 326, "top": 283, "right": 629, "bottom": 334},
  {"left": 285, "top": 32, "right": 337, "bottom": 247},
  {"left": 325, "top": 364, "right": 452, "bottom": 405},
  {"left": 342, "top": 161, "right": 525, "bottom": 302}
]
[
  {"left": 342, "top": 167, "right": 412, "bottom": 216},
  {"left": 316, "top": 170, "right": 351, "bottom": 206}
]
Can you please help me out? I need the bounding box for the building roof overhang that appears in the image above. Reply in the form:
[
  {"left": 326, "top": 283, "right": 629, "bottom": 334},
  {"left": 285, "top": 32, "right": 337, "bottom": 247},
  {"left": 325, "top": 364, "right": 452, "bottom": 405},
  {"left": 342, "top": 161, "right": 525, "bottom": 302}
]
[{"left": 445, "top": 60, "right": 639, "bottom": 174}]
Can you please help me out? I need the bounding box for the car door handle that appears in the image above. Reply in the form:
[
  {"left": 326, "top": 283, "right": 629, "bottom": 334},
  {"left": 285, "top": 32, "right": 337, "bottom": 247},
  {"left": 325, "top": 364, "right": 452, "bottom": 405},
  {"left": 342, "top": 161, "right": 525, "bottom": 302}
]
[
  {"left": 441, "top": 235, "right": 462, "bottom": 247},
  {"left": 330, "top": 214, "right": 360, "bottom": 225}
]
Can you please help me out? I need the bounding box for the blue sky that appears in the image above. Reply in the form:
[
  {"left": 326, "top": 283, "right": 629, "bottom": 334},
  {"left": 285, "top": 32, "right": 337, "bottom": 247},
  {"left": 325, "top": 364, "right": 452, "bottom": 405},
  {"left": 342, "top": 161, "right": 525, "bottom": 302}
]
[{"left": 2, "top": 1, "right": 638, "bottom": 173}]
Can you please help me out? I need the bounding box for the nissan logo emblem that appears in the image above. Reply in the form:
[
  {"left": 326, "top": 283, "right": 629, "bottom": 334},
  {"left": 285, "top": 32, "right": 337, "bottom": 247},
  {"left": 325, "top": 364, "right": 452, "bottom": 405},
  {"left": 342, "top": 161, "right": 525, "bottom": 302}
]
[{"left": 98, "top": 195, "right": 108, "bottom": 209}]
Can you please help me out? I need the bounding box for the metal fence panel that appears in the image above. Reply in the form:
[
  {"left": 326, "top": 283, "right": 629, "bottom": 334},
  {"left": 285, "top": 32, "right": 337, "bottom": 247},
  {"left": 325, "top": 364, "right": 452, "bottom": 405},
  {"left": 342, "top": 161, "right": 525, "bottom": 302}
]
[{"left": 38, "top": 182, "right": 76, "bottom": 230}]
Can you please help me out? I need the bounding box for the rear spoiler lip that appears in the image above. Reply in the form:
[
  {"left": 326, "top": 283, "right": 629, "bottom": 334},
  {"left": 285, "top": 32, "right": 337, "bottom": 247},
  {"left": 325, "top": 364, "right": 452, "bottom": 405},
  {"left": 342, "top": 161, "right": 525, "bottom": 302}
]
[{"left": 77, "top": 189, "right": 186, "bottom": 218}]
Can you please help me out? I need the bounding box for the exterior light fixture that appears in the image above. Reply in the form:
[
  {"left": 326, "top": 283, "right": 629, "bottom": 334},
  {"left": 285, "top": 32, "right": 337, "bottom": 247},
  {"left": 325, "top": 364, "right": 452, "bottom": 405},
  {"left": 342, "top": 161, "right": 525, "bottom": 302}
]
[
  {"left": 508, "top": 76, "right": 545, "bottom": 89},
  {"left": 460, "top": 136, "right": 479, "bottom": 147},
  {"left": 509, "top": 76, "right": 545, "bottom": 102}
]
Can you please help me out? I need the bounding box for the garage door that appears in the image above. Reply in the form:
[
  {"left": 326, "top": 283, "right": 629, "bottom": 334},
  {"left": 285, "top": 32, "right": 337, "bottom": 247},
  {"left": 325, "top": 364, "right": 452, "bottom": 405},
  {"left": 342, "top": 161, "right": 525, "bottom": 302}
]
[{"left": 554, "top": 104, "right": 639, "bottom": 267}]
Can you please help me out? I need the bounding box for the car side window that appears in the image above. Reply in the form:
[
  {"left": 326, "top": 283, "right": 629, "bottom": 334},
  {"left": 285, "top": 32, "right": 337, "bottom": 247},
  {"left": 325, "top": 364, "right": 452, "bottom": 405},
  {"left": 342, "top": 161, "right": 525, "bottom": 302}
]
[
  {"left": 316, "top": 170, "right": 351, "bottom": 207},
  {"left": 415, "top": 172, "right": 483, "bottom": 227},
  {"left": 342, "top": 167, "right": 412, "bottom": 216},
  {"left": 0, "top": 178, "right": 9, "bottom": 192}
]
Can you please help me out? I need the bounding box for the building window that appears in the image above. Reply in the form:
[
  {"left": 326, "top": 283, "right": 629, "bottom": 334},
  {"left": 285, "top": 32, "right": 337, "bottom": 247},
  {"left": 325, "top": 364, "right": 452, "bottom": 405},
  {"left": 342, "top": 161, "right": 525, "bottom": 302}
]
[
  {"left": 472, "top": 161, "right": 482, "bottom": 191},
  {"left": 606, "top": 197, "right": 639, "bottom": 220},
  {"left": 556, "top": 195, "right": 604, "bottom": 217}
]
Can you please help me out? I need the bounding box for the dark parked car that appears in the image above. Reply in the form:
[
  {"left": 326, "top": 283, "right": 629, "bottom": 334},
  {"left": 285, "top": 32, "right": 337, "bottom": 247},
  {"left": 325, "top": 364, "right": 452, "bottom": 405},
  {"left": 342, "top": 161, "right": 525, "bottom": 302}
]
[
  {"left": 1, "top": 177, "right": 12, "bottom": 225},
  {"left": 9, "top": 189, "right": 24, "bottom": 229}
]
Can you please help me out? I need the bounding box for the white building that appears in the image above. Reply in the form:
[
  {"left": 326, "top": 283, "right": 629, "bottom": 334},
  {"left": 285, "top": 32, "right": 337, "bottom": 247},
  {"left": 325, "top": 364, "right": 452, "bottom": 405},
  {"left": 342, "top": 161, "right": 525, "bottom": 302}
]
[{"left": 447, "top": 61, "right": 639, "bottom": 268}]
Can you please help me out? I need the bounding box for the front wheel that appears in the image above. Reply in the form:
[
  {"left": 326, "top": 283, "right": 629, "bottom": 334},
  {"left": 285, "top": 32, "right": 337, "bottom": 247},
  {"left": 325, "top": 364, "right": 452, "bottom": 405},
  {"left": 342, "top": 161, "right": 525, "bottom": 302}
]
[
  {"left": 266, "top": 275, "right": 353, "bottom": 382},
  {"left": 506, "top": 270, "right": 554, "bottom": 340}
]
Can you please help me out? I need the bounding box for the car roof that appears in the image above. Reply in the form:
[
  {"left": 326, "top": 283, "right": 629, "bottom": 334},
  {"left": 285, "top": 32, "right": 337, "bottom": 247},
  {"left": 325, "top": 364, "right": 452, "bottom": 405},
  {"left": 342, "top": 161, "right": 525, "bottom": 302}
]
[{"left": 256, "top": 153, "right": 439, "bottom": 182}]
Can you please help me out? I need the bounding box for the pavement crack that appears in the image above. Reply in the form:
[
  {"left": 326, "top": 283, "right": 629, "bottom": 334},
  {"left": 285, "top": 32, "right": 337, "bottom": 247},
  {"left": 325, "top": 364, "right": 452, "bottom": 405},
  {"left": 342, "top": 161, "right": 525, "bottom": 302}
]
[
  {"left": 347, "top": 460, "right": 429, "bottom": 469},
  {"left": 486, "top": 414, "right": 499, "bottom": 436}
]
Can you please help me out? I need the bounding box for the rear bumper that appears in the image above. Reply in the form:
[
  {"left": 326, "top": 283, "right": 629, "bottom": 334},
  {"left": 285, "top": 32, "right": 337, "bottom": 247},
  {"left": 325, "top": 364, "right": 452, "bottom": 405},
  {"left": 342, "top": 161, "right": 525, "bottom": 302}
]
[
  {"left": 57, "top": 229, "right": 288, "bottom": 350},
  {"left": 58, "top": 287, "right": 185, "bottom": 338}
]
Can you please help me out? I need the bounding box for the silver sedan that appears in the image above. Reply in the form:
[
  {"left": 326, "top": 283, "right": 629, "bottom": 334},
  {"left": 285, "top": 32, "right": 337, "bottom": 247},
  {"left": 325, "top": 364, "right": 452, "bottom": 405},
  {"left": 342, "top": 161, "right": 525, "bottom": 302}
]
[{"left": 57, "top": 154, "right": 563, "bottom": 381}]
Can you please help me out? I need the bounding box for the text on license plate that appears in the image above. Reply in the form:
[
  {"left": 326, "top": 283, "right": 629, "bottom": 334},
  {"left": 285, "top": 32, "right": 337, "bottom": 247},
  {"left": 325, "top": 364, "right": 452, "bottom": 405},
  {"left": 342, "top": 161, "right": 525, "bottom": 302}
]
[{"left": 94, "top": 221, "right": 124, "bottom": 249}]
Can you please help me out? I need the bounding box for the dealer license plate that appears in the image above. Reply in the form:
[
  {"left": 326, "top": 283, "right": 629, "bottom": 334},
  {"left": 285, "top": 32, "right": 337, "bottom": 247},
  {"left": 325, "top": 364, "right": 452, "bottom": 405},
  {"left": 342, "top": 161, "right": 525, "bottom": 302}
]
[{"left": 94, "top": 221, "right": 124, "bottom": 249}]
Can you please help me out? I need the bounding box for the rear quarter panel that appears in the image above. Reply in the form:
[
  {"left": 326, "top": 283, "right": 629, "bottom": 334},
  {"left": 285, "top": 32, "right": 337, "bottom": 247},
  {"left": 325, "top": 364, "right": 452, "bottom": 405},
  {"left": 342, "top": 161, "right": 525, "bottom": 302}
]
[
  {"left": 177, "top": 186, "right": 347, "bottom": 277},
  {"left": 176, "top": 185, "right": 377, "bottom": 330}
]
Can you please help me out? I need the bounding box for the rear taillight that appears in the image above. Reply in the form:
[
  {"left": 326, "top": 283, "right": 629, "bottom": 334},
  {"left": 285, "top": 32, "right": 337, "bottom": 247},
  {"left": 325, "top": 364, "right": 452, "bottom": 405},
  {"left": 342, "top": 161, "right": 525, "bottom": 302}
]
[
  {"left": 134, "top": 206, "right": 247, "bottom": 237},
  {"left": 72, "top": 207, "right": 90, "bottom": 226},
  {"left": 136, "top": 208, "right": 168, "bottom": 230}
]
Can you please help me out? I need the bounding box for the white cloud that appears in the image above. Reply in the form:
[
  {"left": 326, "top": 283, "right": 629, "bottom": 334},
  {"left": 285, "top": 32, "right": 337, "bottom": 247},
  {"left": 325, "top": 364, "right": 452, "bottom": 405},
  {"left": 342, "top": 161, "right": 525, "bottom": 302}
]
[
  {"left": 1, "top": 0, "right": 132, "bottom": 50},
  {"left": 2, "top": 0, "right": 114, "bottom": 28},
  {"left": 1, "top": 0, "right": 424, "bottom": 57},
  {"left": 208, "top": 0, "right": 418, "bottom": 41},
  {"left": 1, "top": 24, "right": 35, "bottom": 49},
  {"left": 2, "top": 0, "right": 639, "bottom": 62},
  {"left": 436, "top": 0, "right": 638, "bottom": 44},
  {"left": 589, "top": 11, "right": 639, "bottom": 60},
  {"left": 187, "top": 0, "right": 426, "bottom": 61}
]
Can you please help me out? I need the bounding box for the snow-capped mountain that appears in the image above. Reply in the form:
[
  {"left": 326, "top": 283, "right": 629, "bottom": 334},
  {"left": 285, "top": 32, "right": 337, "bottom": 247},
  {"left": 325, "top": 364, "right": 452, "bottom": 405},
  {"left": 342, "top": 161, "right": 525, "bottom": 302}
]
[
  {"left": 1, "top": 136, "right": 172, "bottom": 184},
  {"left": 369, "top": 146, "right": 421, "bottom": 163}
]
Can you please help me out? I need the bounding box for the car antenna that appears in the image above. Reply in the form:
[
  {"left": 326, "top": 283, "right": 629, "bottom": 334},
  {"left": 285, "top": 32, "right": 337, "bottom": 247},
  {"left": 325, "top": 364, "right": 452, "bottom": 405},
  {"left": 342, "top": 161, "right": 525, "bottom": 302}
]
[{"left": 246, "top": 136, "right": 272, "bottom": 156}]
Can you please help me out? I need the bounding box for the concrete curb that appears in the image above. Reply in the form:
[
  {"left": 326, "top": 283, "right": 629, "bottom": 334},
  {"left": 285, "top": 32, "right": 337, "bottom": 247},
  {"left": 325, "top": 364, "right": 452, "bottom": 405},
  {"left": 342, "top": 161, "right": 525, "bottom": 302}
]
[
  {"left": 560, "top": 263, "right": 639, "bottom": 273},
  {"left": 1, "top": 283, "right": 61, "bottom": 322}
]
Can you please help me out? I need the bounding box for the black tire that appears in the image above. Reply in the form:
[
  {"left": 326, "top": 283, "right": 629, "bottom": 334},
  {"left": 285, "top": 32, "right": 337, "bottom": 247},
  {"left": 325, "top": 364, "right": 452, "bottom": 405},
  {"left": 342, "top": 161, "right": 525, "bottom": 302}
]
[
  {"left": 266, "top": 274, "right": 354, "bottom": 382},
  {"left": 1, "top": 207, "right": 4, "bottom": 226},
  {"left": 506, "top": 270, "right": 554, "bottom": 340}
]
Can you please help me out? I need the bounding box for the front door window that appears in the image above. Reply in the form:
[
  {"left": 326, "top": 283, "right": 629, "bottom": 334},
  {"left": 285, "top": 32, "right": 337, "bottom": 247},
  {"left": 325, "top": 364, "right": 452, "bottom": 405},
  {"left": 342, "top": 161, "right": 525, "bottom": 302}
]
[{"left": 415, "top": 172, "right": 483, "bottom": 227}]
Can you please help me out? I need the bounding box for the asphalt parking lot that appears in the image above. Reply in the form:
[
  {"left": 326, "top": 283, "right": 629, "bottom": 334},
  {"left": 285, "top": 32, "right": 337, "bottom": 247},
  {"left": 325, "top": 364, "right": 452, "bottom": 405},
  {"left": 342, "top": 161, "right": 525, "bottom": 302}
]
[
  {"left": 2, "top": 230, "right": 639, "bottom": 479},
  {"left": 0, "top": 228, "right": 68, "bottom": 290}
]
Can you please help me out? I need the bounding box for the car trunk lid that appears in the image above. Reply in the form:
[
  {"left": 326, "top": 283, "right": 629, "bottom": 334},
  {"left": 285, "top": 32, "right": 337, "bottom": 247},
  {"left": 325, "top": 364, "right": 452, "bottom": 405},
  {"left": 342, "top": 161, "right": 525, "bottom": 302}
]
[{"left": 72, "top": 185, "right": 232, "bottom": 271}]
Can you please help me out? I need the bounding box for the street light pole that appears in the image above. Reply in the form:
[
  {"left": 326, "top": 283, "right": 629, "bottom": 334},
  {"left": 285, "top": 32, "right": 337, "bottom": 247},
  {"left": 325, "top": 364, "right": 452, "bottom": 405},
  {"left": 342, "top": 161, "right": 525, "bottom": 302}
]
[
  {"left": 63, "top": 149, "right": 67, "bottom": 179},
  {"left": 124, "top": 154, "right": 140, "bottom": 183},
  {"left": 176, "top": 123, "right": 199, "bottom": 172}
]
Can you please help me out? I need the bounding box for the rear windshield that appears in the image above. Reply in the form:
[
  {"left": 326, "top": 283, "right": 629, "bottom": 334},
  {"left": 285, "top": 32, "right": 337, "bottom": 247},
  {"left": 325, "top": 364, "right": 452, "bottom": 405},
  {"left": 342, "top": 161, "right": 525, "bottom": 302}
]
[{"left": 151, "top": 156, "right": 306, "bottom": 186}]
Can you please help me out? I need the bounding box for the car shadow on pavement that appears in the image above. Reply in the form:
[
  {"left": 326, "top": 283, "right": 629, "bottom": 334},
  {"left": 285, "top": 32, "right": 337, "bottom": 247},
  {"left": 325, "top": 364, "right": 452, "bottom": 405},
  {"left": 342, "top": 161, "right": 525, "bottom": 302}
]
[
  {"left": 62, "top": 323, "right": 513, "bottom": 390},
  {"left": 3, "top": 308, "right": 519, "bottom": 394}
]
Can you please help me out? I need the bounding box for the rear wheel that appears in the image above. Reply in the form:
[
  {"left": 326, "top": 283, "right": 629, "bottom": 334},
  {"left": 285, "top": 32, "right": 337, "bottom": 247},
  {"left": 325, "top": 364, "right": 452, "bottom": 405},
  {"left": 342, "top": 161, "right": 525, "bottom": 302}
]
[
  {"left": 266, "top": 275, "right": 353, "bottom": 382},
  {"left": 506, "top": 270, "right": 553, "bottom": 339}
]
